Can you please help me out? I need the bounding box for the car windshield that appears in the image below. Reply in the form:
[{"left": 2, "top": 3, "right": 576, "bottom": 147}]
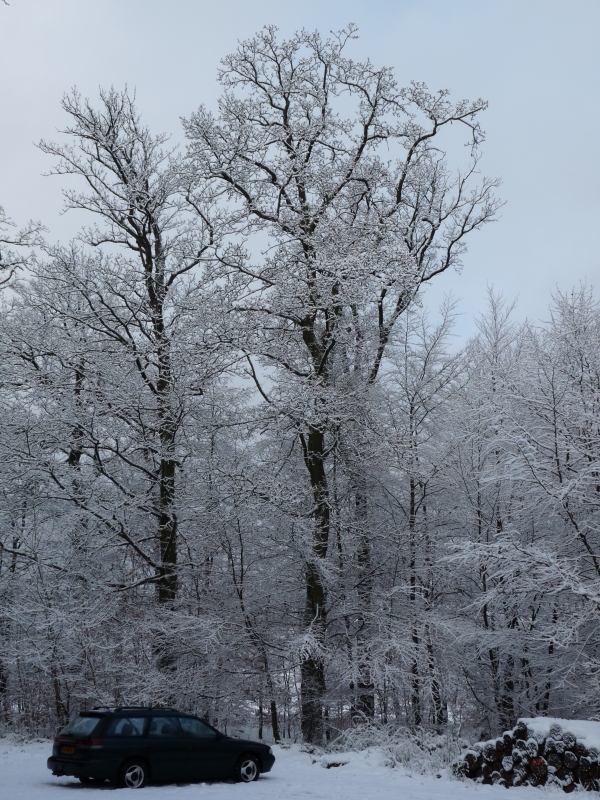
[
  {"left": 59, "top": 715, "right": 101, "bottom": 737},
  {"left": 179, "top": 717, "right": 217, "bottom": 740}
]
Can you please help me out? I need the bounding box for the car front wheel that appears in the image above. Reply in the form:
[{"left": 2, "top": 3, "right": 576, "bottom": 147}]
[
  {"left": 118, "top": 758, "right": 149, "bottom": 789},
  {"left": 235, "top": 754, "right": 260, "bottom": 782}
]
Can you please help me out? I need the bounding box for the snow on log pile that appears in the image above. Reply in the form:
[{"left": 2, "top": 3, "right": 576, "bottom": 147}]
[{"left": 452, "top": 718, "right": 600, "bottom": 791}]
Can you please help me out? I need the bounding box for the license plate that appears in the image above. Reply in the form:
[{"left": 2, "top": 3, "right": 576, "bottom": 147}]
[{"left": 61, "top": 746, "right": 75, "bottom": 754}]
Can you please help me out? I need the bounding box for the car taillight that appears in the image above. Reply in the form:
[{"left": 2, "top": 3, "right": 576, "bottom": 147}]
[{"left": 77, "top": 738, "right": 104, "bottom": 748}]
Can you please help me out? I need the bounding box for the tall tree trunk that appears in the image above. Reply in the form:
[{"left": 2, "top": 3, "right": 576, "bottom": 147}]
[
  {"left": 300, "top": 424, "right": 329, "bottom": 743},
  {"left": 230, "top": 525, "right": 281, "bottom": 743},
  {"left": 426, "top": 629, "right": 446, "bottom": 729},
  {"left": 352, "top": 471, "right": 375, "bottom": 720},
  {"left": 408, "top": 471, "right": 422, "bottom": 727},
  {"left": 154, "top": 287, "right": 178, "bottom": 607},
  {"left": 156, "top": 423, "right": 177, "bottom": 605},
  {"left": 152, "top": 279, "right": 178, "bottom": 677},
  {"left": 270, "top": 699, "right": 281, "bottom": 743},
  {"left": 258, "top": 698, "right": 263, "bottom": 739}
]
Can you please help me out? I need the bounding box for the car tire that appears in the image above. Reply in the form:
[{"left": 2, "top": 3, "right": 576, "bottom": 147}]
[
  {"left": 117, "top": 758, "right": 149, "bottom": 789},
  {"left": 235, "top": 754, "right": 260, "bottom": 782}
]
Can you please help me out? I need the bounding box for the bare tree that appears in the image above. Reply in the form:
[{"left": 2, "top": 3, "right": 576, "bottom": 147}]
[
  {"left": 184, "top": 25, "right": 500, "bottom": 741},
  {"left": 37, "top": 88, "right": 225, "bottom": 625},
  {"left": 0, "top": 206, "right": 42, "bottom": 288}
]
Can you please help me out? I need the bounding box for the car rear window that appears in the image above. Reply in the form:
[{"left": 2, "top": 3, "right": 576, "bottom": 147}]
[
  {"left": 106, "top": 717, "right": 146, "bottom": 737},
  {"left": 59, "top": 715, "right": 102, "bottom": 737}
]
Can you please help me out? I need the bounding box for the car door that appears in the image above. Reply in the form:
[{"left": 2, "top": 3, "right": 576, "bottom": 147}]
[
  {"left": 179, "top": 716, "right": 231, "bottom": 780},
  {"left": 143, "top": 716, "right": 186, "bottom": 781},
  {"left": 103, "top": 715, "right": 148, "bottom": 775}
]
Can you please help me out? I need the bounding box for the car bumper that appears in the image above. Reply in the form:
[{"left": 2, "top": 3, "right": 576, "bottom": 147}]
[
  {"left": 47, "top": 756, "right": 115, "bottom": 780},
  {"left": 261, "top": 752, "right": 276, "bottom": 773}
]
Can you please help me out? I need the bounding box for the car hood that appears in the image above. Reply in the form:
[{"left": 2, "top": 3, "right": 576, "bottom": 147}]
[{"left": 225, "top": 737, "right": 270, "bottom": 749}]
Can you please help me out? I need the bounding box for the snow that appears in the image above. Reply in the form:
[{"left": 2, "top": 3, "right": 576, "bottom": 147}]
[
  {"left": 521, "top": 717, "right": 600, "bottom": 750},
  {"left": 0, "top": 739, "right": 569, "bottom": 799}
]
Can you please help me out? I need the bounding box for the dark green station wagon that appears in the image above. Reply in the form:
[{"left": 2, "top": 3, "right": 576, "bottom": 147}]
[{"left": 47, "top": 706, "right": 275, "bottom": 788}]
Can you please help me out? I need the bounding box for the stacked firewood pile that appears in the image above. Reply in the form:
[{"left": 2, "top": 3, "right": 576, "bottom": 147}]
[{"left": 452, "top": 720, "right": 600, "bottom": 791}]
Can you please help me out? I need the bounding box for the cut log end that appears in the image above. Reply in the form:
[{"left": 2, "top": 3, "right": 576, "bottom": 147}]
[{"left": 459, "top": 720, "right": 600, "bottom": 792}]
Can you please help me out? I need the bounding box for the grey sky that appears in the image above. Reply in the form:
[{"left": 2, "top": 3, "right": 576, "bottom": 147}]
[{"left": 2, "top": 0, "right": 599, "bottom": 339}]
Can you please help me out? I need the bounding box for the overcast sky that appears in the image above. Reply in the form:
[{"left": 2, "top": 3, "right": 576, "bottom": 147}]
[{"left": 1, "top": 0, "right": 599, "bottom": 339}]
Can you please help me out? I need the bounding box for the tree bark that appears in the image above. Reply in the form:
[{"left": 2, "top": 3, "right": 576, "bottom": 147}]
[
  {"left": 270, "top": 699, "right": 280, "bottom": 743},
  {"left": 352, "top": 471, "right": 375, "bottom": 721},
  {"left": 300, "top": 424, "right": 329, "bottom": 743}
]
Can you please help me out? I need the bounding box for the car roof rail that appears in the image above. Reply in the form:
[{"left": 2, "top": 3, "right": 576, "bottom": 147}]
[
  {"left": 90, "top": 705, "right": 179, "bottom": 712},
  {"left": 114, "top": 706, "right": 178, "bottom": 711}
]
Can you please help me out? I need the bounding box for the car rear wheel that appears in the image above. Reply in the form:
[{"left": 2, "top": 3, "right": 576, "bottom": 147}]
[
  {"left": 235, "top": 754, "right": 259, "bottom": 782},
  {"left": 118, "top": 758, "right": 149, "bottom": 789}
]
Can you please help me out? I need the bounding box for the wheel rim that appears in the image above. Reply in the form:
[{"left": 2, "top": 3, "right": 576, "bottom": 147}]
[
  {"left": 240, "top": 758, "right": 258, "bottom": 782},
  {"left": 124, "top": 764, "right": 145, "bottom": 788}
]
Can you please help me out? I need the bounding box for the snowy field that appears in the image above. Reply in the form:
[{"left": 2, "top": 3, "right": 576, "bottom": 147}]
[{"left": 0, "top": 739, "right": 571, "bottom": 799}]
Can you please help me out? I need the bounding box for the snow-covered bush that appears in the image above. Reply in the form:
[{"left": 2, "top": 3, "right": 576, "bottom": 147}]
[{"left": 328, "top": 723, "right": 466, "bottom": 774}]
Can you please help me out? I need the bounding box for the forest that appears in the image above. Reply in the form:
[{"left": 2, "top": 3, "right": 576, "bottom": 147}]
[{"left": 1, "top": 25, "right": 599, "bottom": 748}]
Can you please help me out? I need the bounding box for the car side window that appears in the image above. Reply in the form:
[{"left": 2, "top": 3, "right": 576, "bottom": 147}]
[
  {"left": 106, "top": 717, "right": 146, "bottom": 737},
  {"left": 178, "top": 717, "right": 217, "bottom": 740},
  {"left": 148, "top": 716, "right": 182, "bottom": 737}
]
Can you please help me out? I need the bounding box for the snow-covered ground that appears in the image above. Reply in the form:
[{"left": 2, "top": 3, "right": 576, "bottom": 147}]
[{"left": 0, "top": 739, "right": 569, "bottom": 799}]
